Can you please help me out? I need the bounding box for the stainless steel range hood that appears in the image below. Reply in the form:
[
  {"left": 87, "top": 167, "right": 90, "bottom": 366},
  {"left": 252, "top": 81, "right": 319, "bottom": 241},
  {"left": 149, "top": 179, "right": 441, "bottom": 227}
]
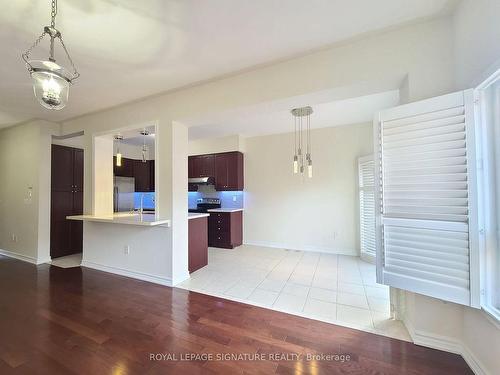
[{"left": 188, "top": 177, "right": 214, "bottom": 185}]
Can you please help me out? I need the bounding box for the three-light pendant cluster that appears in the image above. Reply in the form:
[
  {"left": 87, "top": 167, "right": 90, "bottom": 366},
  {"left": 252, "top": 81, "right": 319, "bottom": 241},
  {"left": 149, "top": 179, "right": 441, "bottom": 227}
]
[{"left": 292, "top": 106, "right": 313, "bottom": 178}]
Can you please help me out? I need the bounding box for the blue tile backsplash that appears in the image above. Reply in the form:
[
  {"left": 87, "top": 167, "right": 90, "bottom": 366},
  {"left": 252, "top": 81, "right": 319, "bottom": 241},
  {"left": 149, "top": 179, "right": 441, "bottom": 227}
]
[
  {"left": 134, "top": 192, "right": 156, "bottom": 210},
  {"left": 188, "top": 185, "right": 243, "bottom": 209}
]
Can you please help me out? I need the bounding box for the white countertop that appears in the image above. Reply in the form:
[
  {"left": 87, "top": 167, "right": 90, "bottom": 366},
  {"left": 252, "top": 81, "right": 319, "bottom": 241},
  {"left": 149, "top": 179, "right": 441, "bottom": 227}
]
[
  {"left": 207, "top": 208, "right": 244, "bottom": 213},
  {"left": 188, "top": 213, "right": 210, "bottom": 220},
  {"left": 66, "top": 213, "right": 171, "bottom": 227}
]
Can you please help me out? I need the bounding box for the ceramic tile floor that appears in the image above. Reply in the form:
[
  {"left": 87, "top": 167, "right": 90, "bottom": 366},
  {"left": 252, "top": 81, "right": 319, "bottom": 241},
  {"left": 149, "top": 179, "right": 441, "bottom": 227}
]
[
  {"left": 50, "top": 253, "right": 82, "bottom": 268},
  {"left": 177, "top": 245, "right": 411, "bottom": 341}
]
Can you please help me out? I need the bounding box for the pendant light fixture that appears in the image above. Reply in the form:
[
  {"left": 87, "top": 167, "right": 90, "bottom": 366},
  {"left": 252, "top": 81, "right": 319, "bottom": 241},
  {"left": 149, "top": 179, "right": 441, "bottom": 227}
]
[
  {"left": 140, "top": 130, "right": 150, "bottom": 163},
  {"left": 115, "top": 135, "right": 123, "bottom": 167},
  {"left": 22, "top": 0, "right": 80, "bottom": 110},
  {"left": 292, "top": 106, "right": 313, "bottom": 178}
]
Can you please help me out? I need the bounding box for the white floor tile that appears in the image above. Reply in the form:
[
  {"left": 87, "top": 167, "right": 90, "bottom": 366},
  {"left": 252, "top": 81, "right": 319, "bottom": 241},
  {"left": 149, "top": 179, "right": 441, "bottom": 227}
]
[
  {"left": 258, "top": 278, "right": 286, "bottom": 292},
  {"left": 224, "top": 282, "right": 256, "bottom": 299},
  {"left": 338, "top": 282, "right": 366, "bottom": 296},
  {"left": 365, "top": 285, "right": 390, "bottom": 300},
  {"left": 311, "top": 275, "right": 337, "bottom": 290},
  {"left": 308, "top": 287, "right": 337, "bottom": 303},
  {"left": 303, "top": 298, "right": 337, "bottom": 320},
  {"left": 337, "top": 304, "right": 374, "bottom": 328},
  {"left": 51, "top": 253, "right": 82, "bottom": 268},
  {"left": 337, "top": 291, "right": 369, "bottom": 309},
  {"left": 273, "top": 292, "right": 307, "bottom": 313},
  {"left": 367, "top": 296, "right": 391, "bottom": 313},
  {"left": 247, "top": 289, "right": 279, "bottom": 307},
  {"left": 282, "top": 282, "right": 310, "bottom": 297},
  {"left": 288, "top": 272, "right": 314, "bottom": 286}
]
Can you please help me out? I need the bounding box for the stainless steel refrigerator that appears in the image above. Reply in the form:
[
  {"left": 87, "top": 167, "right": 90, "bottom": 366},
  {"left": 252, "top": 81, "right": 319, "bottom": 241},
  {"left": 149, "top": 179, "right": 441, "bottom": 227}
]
[{"left": 113, "top": 176, "right": 135, "bottom": 212}]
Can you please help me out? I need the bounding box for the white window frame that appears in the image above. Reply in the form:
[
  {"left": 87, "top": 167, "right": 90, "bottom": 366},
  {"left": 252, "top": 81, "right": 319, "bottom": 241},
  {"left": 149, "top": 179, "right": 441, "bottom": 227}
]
[{"left": 475, "top": 68, "right": 500, "bottom": 322}]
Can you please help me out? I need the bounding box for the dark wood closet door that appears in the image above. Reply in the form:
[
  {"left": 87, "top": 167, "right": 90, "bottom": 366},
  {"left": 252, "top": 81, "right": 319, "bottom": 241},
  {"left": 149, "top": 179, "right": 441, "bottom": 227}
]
[{"left": 50, "top": 145, "right": 84, "bottom": 259}]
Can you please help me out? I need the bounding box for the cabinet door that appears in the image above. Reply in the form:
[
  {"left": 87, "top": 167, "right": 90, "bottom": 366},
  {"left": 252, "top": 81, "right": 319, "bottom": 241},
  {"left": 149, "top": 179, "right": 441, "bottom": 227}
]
[
  {"left": 70, "top": 190, "right": 83, "bottom": 253},
  {"left": 51, "top": 145, "right": 74, "bottom": 192},
  {"left": 134, "top": 160, "right": 151, "bottom": 192},
  {"left": 226, "top": 153, "right": 239, "bottom": 190},
  {"left": 192, "top": 156, "right": 203, "bottom": 177},
  {"left": 202, "top": 154, "right": 215, "bottom": 177},
  {"left": 149, "top": 160, "right": 155, "bottom": 191},
  {"left": 188, "top": 156, "right": 195, "bottom": 178},
  {"left": 51, "top": 191, "right": 74, "bottom": 258},
  {"left": 114, "top": 157, "right": 134, "bottom": 177},
  {"left": 215, "top": 154, "right": 229, "bottom": 190},
  {"left": 73, "top": 149, "right": 84, "bottom": 192}
]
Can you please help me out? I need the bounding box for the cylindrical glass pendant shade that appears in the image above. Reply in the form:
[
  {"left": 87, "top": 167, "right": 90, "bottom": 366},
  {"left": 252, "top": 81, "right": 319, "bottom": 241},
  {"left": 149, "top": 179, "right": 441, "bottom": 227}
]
[
  {"left": 308, "top": 160, "right": 313, "bottom": 178},
  {"left": 32, "top": 71, "right": 69, "bottom": 110},
  {"left": 116, "top": 152, "right": 122, "bottom": 167},
  {"left": 293, "top": 155, "right": 298, "bottom": 174}
]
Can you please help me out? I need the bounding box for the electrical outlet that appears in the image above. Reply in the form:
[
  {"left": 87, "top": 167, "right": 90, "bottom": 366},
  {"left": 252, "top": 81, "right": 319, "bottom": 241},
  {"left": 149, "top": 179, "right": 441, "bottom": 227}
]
[{"left": 124, "top": 245, "right": 130, "bottom": 255}]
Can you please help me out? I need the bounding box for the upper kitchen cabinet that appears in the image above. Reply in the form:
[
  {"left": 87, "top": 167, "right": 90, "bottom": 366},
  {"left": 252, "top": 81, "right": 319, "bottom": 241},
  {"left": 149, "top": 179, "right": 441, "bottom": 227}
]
[
  {"left": 113, "top": 156, "right": 134, "bottom": 177},
  {"left": 215, "top": 151, "right": 244, "bottom": 191},
  {"left": 189, "top": 154, "right": 215, "bottom": 178},
  {"left": 134, "top": 160, "right": 154, "bottom": 192}
]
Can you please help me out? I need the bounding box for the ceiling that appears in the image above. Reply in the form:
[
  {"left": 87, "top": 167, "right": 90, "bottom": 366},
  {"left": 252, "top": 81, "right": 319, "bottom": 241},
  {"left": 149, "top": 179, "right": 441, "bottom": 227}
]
[
  {"left": 186, "top": 90, "right": 400, "bottom": 140},
  {"left": 0, "top": 0, "right": 457, "bottom": 128}
]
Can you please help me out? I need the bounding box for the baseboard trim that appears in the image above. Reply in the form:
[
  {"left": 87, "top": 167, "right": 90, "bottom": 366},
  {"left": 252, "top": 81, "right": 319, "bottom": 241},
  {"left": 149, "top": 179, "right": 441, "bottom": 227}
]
[
  {"left": 81, "top": 260, "right": 172, "bottom": 287},
  {"left": 461, "top": 344, "right": 488, "bottom": 375},
  {"left": 243, "top": 241, "right": 359, "bottom": 256},
  {"left": 403, "top": 321, "right": 489, "bottom": 375},
  {"left": 0, "top": 248, "right": 49, "bottom": 265},
  {"left": 411, "top": 329, "right": 462, "bottom": 354}
]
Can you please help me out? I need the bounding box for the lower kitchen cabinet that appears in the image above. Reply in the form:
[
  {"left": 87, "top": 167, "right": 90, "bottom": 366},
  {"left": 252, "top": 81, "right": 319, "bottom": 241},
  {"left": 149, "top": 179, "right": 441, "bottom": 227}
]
[
  {"left": 208, "top": 211, "right": 243, "bottom": 249},
  {"left": 188, "top": 216, "right": 208, "bottom": 273}
]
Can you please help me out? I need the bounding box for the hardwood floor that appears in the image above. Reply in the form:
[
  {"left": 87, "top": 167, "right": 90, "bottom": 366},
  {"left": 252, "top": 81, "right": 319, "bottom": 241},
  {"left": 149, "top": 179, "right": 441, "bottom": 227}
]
[{"left": 0, "top": 255, "right": 472, "bottom": 374}]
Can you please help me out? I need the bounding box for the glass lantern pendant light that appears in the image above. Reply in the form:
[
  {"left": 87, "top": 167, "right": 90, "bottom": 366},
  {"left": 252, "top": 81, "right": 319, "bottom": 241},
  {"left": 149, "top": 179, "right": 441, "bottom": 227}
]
[
  {"left": 21, "top": 0, "right": 80, "bottom": 110},
  {"left": 292, "top": 106, "right": 313, "bottom": 178}
]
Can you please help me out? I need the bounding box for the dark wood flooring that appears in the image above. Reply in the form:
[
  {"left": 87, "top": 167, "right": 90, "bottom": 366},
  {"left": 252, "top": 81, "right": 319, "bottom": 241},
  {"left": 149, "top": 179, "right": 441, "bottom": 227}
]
[{"left": 0, "top": 255, "right": 472, "bottom": 374}]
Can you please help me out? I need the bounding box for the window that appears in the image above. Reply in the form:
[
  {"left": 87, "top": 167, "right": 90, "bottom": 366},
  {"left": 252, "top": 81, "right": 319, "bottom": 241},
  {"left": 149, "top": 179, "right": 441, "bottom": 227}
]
[
  {"left": 476, "top": 73, "right": 500, "bottom": 319},
  {"left": 358, "top": 155, "right": 376, "bottom": 262}
]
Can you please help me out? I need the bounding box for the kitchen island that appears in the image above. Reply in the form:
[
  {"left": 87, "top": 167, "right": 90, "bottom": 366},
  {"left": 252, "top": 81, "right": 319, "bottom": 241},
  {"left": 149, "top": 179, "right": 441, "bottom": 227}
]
[{"left": 188, "top": 213, "right": 209, "bottom": 273}]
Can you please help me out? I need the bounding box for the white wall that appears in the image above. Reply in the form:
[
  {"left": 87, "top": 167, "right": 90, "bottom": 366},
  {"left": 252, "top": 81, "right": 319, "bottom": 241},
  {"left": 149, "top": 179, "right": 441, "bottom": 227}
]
[
  {"left": 453, "top": 0, "right": 500, "bottom": 89},
  {"left": 243, "top": 123, "right": 372, "bottom": 254},
  {"left": 0, "top": 120, "right": 58, "bottom": 264},
  {"left": 113, "top": 142, "right": 155, "bottom": 160},
  {"left": 188, "top": 135, "right": 243, "bottom": 155}
]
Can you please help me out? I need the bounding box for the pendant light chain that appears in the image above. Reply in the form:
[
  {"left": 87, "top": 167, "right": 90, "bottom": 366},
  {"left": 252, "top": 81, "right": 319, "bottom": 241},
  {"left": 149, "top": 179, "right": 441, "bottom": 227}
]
[{"left": 51, "top": 0, "right": 57, "bottom": 28}]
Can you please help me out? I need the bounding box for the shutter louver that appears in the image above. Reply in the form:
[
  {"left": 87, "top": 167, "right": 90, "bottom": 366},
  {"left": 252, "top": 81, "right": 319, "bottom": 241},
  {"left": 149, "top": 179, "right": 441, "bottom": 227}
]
[
  {"left": 359, "top": 156, "right": 376, "bottom": 259},
  {"left": 375, "top": 90, "right": 480, "bottom": 307}
]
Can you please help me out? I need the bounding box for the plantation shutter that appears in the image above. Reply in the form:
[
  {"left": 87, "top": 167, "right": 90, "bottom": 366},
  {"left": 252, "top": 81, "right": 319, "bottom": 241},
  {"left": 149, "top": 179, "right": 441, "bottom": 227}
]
[
  {"left": 374, "top": 90, "right": 480, "bottom": 307},
  {"left": 358, "top": 156, "right": 376, "bottom": 260}
]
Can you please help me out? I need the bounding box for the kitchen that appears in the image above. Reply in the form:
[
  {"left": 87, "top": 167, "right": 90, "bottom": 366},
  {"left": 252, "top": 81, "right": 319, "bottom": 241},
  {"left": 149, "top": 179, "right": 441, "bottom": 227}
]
[{"left": 111, "top": 129, "right": 244, "bottom": 274}]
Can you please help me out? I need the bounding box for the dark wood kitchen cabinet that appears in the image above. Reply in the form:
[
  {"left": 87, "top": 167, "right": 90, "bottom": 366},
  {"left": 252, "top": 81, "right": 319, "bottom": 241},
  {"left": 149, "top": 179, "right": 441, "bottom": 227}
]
[
  {"left": 208, "top": 211, "right": 243, "bottom": 249},
  {"left": 113, "top": 156, "right": 134, "bottom": 177},
  {"left": 134, "top": 160, "right": 154, "bottom": 192},
  {"left": 51, "top": 144, "right": 84, "bottom": 259},
  {"left": 188, "top": 216, "right": 208, "bottom": 273},
  {"left": 189, "top": 154, "right": 215, "bottom": 178},
  {"left": 215, "top": 152, "right": 243, "bottom": 191}
]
